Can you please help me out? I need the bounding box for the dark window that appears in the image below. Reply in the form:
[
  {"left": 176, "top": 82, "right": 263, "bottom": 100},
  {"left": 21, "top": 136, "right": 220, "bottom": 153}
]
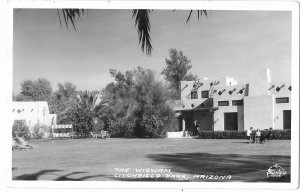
[
  {"left": 232, "top": 100, "right": 243, "bottom": 106},
  {"left": 218, "top": 101, "right": 229, "bottom": 106},
  {"left": 276, "top": 97, "right": 289, "bottom": 104},
  {"left": 191, "top": 91, "right": 198, "bottom": 99},
  {"left": 201, "top": 90, "right": 209, "bottom": 98},
  {"left": 283, "top": 110, "right": 291, "bottom": 129}
]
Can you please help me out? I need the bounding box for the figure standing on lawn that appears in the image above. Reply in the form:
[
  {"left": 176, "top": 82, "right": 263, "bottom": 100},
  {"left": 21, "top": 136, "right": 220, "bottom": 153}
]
[
  {"left": 194, "top": 120, "right": 200, "bottom": 136},
  {"left": 247, "top": 127, "right": 254, "bottom": 142}
]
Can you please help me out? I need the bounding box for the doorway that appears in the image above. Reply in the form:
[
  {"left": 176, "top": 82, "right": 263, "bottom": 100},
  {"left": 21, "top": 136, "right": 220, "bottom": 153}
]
[
  {"left": 283, "top": 110, "right": 291, "bottom": 129},
  {"left": 224, "top": 112, "right": 238, "bottom": 131}
]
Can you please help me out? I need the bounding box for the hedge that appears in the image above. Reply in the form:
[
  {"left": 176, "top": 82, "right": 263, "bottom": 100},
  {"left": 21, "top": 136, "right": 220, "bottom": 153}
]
[{"left": 197, "top": 130, "right": 291, "bottom": 140}]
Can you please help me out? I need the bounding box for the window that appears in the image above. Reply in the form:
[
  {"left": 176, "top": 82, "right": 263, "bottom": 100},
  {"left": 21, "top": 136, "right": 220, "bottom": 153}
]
[
  {"left": 201, "top": 90, "right": 209, "bottom": 98},
  {"left": 191, "top": 91, "right": 198, "bottom": 99},
  {"left": 232, "top": 100, "right": 243, "bottom": 106},
  {"left": 218, "top": 101, "right": 229, "bottom": 106},
  {"left": 276, "top": 97, "right": 289, "bottom": 104}
]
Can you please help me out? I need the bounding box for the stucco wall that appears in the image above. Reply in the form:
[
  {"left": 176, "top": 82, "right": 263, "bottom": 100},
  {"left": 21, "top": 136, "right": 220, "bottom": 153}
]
[
  {"left": 12, "top": 102, "right": 57, "bottom": 130},
  {"left": 213, "top": 105, "right": 244, "bottom": 131},
  {"left": 181, "top": 76, "right": 241, "bottom": 100},
  {"left": 244, "top": 95, "right": 274, "bottom": 130},
  {"left": 274, "top": 102, "right": 291, "bottom": 130},
  {"left": 212, "top": 83, "right": 246, "bottom": 131},
  {"left": 247, "top": 68, "right": 270, "bottom": 96},
  {"left": 273, "top": 96, "right": 291, "bottom": 130},
  {"left": 268, "top": 81, "right": 291, "bottom": 130}
]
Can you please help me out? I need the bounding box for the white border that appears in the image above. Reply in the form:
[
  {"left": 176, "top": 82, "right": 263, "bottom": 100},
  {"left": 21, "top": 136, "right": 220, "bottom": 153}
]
[{"left": 2, "top": 0, "right": 299, "bottom": 190}]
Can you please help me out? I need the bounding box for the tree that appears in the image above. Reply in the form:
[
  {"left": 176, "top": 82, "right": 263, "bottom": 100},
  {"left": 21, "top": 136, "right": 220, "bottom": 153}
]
[
  {"left": 48, "top": 82, "right": 78, "bottom": 121},
  {"left": 161, "top": 48, "right": 198, "bottom": 99},
  {"left": 55, "top": 81, "right": 77, "bottom": 100},
  {"left": 56, "top": 9, "right": 207, "bottom": 55},
  {"left": 15, "top": 78, "right": 52, "bottom": 101},
  {"left": 61, "top": 90, "right": 108, "bottom": 137},
  {"left": 101, "top": 67, "right": 178, "bottom": 138}
]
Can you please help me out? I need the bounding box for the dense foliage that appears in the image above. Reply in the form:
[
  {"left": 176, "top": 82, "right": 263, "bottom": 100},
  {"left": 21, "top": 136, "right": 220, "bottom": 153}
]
[
  {"left": 15, "top": 78, "right": 52, "bottom": 101},
  {"left": 59, "top": 91, "right": 107, "bottom": 137},
  {"left": 49, "top": 82, "right": 78, "bottom": 119},
  {"left": 12, "top": 120, "right": 31, "bottom": 140},
  {"left": 197, "top": 130, "right": 291, "bottom": 140},
  {"left": 101, "top": 67, "right": 178, "bottom": 137},
  {"left": 13, "top": 67, "right": 179, "bottom": 138},
  {"left": 31, "top": 123, "right": 47, "bottom": 139}
]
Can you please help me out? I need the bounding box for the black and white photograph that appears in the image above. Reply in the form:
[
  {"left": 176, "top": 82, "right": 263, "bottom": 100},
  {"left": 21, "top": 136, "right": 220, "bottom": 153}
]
[{"left": 2, "top": 0, "right": 299, "bottom": 190}]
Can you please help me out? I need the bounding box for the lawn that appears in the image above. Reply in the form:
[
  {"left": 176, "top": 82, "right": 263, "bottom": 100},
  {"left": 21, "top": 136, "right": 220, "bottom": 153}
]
[{"left": 12, "top": 138, "right": 291, "bottom": 182}]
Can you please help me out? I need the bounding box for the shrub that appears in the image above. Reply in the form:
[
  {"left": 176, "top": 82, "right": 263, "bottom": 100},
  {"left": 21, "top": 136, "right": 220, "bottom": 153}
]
[
  {"left": 12, "top": 120, "right": 30, "bottom": 140},
  {"left": 197, "top": 130, "right": 291, "bottom": 140},
  {"left": 271, "top": 129, "right": 291, "bottom": 140},
  {"left": 31, "top": 123, "right": 46, "bottom": 139},
  {"left": 108, "top": 118, "right": 135, "bottom": 138}
]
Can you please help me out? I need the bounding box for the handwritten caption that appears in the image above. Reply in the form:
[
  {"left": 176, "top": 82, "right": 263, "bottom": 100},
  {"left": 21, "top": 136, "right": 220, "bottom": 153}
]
[{"left": 114, "top": 168, "right": 231, "bottom": 181}]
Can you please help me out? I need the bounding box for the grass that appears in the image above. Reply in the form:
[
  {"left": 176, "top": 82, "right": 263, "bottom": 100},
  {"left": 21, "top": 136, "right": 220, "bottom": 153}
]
[{"left": 12, "top": 138, "right": 291, "bottom": 182}]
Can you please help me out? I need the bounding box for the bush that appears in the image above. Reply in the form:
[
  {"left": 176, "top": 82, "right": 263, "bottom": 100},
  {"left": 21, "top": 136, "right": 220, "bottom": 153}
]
[
  {"left": 108, "top": 118, "right": 134, "bottom": 138},
  {"left": 31, "top": 123, "right": 45, "bottom": 139},
  {"left": 271, "top": 129, "right": 291, "bottom": 140},
  {"left": 12, "top": 120, "right": 30, "bottom": 140},
  {"left": 197, "top": 130, "right": 291, "bottom": 140}
]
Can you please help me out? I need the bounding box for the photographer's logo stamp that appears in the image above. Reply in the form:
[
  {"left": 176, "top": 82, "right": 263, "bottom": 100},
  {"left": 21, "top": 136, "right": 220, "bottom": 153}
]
[{"left": 266, "top": 164, "right": 287, "bottom": 178}]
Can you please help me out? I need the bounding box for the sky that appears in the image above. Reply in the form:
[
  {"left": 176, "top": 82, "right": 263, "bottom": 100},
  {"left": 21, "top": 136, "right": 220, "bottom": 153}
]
[{"left": 13, "top": 9, "right": 292, "bottom": 93}]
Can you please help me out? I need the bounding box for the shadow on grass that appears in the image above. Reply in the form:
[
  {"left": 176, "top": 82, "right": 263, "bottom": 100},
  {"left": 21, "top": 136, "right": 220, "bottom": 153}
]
[
  {"left": 13, "top": 169, "right": 104, "bottom": 181},
  {"left": 146, "top": 153, "right": 290, "bottom": 182},
  {"left": 13, "top": 169, "right": 61, "bottom": 180},
  {"left": 54, "top": 171, "right": 105, "bottom": 181},
  {"left": 12, "top": 153, "right": 290, "bottom": 182}
]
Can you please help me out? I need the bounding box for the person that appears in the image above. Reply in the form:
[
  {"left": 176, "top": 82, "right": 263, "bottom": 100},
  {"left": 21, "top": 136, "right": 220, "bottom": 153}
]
[
  {"left": 266, "top": 127, "right": 273, "bottom": 141},
  {"left": 100, "top": 130, "right": 107, "bottom": 139},
  {"left": 260, "top": 129, "right": 268, "bottom": 143},
  {"left": 255, "top": 128, "right": 261, "bottom": 143},
  {"left": 194, "top": 120, "right": 199, "bottom": 136},
  {"left": 247, "top": 127, "right": 254, "bottom": 143},
  {"left": 260, "top": 127, "right": 273, "bottom": 143}
]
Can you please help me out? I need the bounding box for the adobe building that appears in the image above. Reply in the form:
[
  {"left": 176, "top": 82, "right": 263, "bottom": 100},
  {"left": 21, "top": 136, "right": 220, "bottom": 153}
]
[
  {"left": 11, "top": 101, "right": 57, "bottom": 137},
  {"left": 167, "top": 68, "right": 291, "bottom": 137}
]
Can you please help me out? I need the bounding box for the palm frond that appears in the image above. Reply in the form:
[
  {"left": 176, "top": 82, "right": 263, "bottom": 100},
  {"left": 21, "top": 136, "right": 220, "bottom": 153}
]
[
  {"left": 132, "top": 9, "right": 152, "bottom": 55},
  {"left": 186, "top": 10, "right": 208, "bottom": 23},
  {"left": 58, "top": 9, "right": 85, "bottom": 31}
]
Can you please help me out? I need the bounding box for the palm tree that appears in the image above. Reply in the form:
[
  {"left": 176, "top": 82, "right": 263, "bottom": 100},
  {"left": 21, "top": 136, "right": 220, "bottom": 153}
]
[
  {"left": 57, "top": 9, "right": 207, "bottom": 56},
  {"left": 74, "top": 91, "right": 108, "bottom": 136},
  {"left": 76, "top": 90, "right": 108, "bottom": 114}
]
